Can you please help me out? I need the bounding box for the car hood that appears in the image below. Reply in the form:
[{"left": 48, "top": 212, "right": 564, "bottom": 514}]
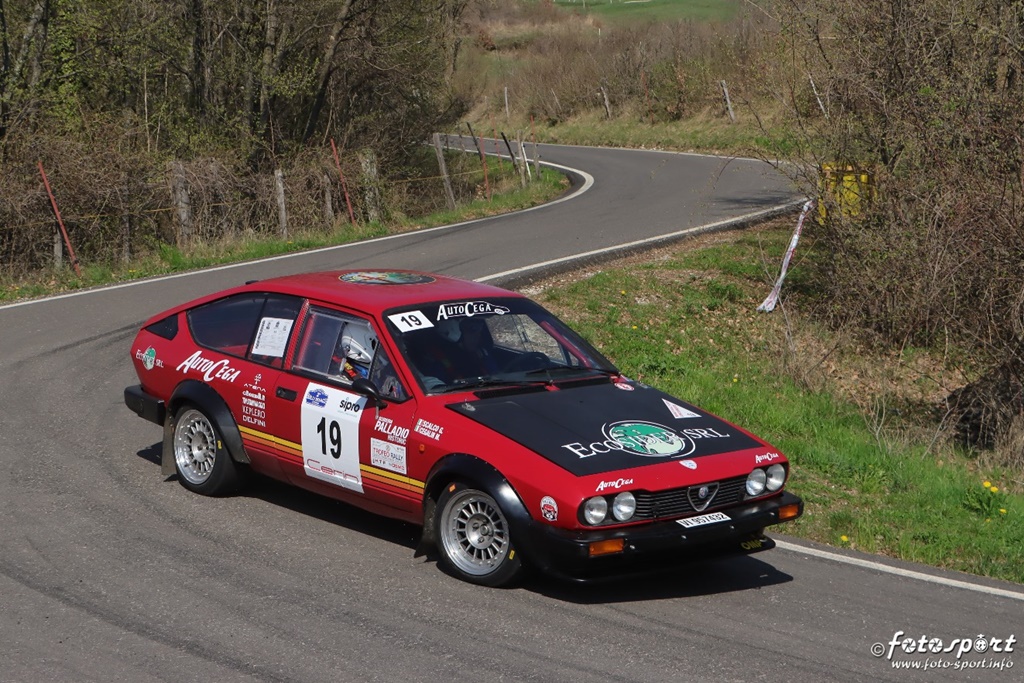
[{"left": 447, "top": 380, "right": 763, "bottom": 476}]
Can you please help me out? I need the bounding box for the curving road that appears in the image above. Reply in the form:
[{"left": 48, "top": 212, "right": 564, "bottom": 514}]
[{"left": 1, "top": 144, "right": 1020, "bottom": 683}]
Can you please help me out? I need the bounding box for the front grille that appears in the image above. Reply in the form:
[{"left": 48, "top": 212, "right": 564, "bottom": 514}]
[{"left": 633, "top": 475, "right": 747, "bottom": 520}]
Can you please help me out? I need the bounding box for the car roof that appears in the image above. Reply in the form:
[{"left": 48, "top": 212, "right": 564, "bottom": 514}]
[{"left": 146, "top": 270, "right": 523, "bottom": 322}]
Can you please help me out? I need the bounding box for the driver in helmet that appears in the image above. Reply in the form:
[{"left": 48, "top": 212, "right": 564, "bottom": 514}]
[{"left": 335, "top": 324, "right": 376, "bottom": 381}]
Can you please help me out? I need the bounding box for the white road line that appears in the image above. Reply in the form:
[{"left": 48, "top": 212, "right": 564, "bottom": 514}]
[
  {"left": 476, "top": 202, "right": 800, "bottom": 283},
  {"left": 0, "top": 162, "right": 593, "bottom": 312},
  {"left": 775, "top": 539, "right": 1024, "bottom": 601}
]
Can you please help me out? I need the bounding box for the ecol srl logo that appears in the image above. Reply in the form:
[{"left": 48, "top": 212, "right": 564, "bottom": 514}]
[{"left": 562, "top": 421, "right": 733, "bottom": 459}]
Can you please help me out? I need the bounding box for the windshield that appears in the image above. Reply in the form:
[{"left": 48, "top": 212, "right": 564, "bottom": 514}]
[{"left": 384, "top": 297, "right": 618, "bottom": 393}]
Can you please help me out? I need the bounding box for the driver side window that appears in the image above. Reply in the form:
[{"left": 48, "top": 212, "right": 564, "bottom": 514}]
[{"left": 291, "top": 308, "right": 408, "bottom": 400}]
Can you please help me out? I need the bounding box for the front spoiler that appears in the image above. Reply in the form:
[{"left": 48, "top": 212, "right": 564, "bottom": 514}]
[{"left": 519, "top": 490, "right": 803, "bottom": 582}]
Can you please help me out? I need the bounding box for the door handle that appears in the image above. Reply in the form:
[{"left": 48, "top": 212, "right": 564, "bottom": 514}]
[{"left": 276, "top": 387, "right": 297, "bottom": 401}]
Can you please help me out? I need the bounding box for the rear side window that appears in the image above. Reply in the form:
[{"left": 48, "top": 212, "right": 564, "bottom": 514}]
[
  {"left": 187, "top": 295, "right": 267, "bottom": 357},
  {"left": 144, "top": 315, "right": 179, "bottom": 340},
  {"left": 188, "top": 293, "right": 302, "bottom": 363}
]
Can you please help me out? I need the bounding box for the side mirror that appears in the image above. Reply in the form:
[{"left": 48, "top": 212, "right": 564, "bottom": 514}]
[{"left": 352, "top": 377, "right": 386, "bottom": 409}]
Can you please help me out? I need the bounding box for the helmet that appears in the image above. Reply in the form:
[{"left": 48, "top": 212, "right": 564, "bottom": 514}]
[
  {"left": 436, "top": 318, "right": 462, "bottom": 343},
  {"left": 340, "top": 324, "right": 376, "bottom": 364}
]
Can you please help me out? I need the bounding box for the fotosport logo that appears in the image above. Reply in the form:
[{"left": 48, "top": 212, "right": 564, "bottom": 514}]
[{"left": 872, "top": 631, "right": 1016, "bottom": 672}]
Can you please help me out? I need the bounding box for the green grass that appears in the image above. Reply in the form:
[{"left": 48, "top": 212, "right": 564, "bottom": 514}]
[
  {"left": 537, "top": 226, "right": 1024, "bottom": 584},
  {"left": 0, "top": 163, "right": 568, "bottom": 303},
  {"left": 551, "top": 0, "right": 741, "bottom": 24}
]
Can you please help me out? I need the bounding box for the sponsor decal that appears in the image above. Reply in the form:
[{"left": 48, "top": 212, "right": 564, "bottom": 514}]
[
  {"left": 595, "top": 477, "right": 633, "bottom": 492},
  {"left": 613, "top": 382, "right": 635, "bottom": 392},
  {"left": 135, "top": 346, "right": 164, "bottom": 371},
  {"left": 562, "top": 421, "right": 732, "bottom": 460},
  {"left": 374, "top": 416, "right": 410, "bottom": 445},
  {"left": 755, "top": 452, "right": 781, "bottom": 465},
  {"left": 663, "top": 398, "right": 700, "bottom": 419},
  {"left": 370, "top": 438, "right": 407, "bottom": 475},
  {"left": 740, "top": 538, "right": 764, "bottom": 551},
  {"left": 436, "top": 301, "right": 510, "bottom": 320},
  {"left": 305, "top": 387, "right": 329, "bottom": 407},
  {"left": 241, "top": 373, "right": 267, "bottom": 428},
  {"left": 414, "top": 418, "right": 444, "bottom": 441},
  {"left": 337, "top": 397, "right": 362, "bottom": 414},
  {"left": 679, "top": 459, "right": 697, "bottom": 470},
  {"left": 339, "top": 271, "right": 435, "bottom": 285},
  {"left": 176, "top": 351, "right": 240, "bottom": 383},
  {"left": 540, "top": 496, "right": 558, "bottom": 522}
]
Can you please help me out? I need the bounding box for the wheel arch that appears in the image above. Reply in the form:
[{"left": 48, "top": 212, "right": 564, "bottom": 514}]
[
  {"left": 161, "top": 380, "right": 250, "bottom": 476},
  {"left": 417, "top": 453, "right": 536, "bottom": 558}
]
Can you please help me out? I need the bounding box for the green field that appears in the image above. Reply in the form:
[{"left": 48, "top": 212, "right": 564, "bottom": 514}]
[
  {"left": 551, "top": 0, "right": 741, "bottom": 23},
  {"left": 536, "top": 224, "right": 1024, "bottom": 584}
]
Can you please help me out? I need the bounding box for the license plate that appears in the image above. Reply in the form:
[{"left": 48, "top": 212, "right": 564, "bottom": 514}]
[{"left": 676, "top": 511, "right": 731, "bottom": 528}]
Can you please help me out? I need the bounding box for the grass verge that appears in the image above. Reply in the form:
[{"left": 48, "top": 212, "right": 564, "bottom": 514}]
[{"left": 530, "top": 222, "right": 1024, "bottom": 584}]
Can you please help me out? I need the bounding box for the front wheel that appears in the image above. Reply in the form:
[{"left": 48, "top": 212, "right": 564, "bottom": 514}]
[
  {"left": 172, "top": 405, "right": 242, "bottom": 495},
  {"left": 435, "top": 483, "right": 523, "bottom": 587}
]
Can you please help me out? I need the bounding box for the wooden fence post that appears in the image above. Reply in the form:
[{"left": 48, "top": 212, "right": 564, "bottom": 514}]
[
  {"left": 322, "top": 173, "right": 335, "bottom": 227},
  {"left": 169, "top": 161, "right": 193, "bottom": 246},
  {"left": 359, "top": 149, "right": 382, "bottom": 224},
  {"left": 274, "top": 168, "right": 288, "bottom": 237},
  {"left": 433, "top": 133, "right": 457, "bottom": 211},
  {"left": 720, "top": 80, "right": 735, "bottom": 123}
]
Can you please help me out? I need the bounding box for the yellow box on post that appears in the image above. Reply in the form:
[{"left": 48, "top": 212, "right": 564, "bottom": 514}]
[{"left": 818, "top": 164, "right": 874, "bottom": 221}]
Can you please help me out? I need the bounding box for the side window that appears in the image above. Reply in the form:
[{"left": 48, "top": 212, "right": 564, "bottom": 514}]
[
  {"left": 248, "top": 295, "right": 303, "bottom": 368},
  {"left": 292, "top": 309, "right": 407, "bottom": 401},
  {"left": 188, "top": 294, "right": 266, "bottom": 357},
  {"left": 370, "top": 346, "right": 408, "bottom": 401}
]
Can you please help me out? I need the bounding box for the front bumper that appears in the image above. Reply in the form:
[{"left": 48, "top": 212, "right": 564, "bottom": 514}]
[
  {"left": 520, "top": 490, "right": 803, "bottom": 582},
  {"left": 124, "top": 384, "right": 166, "bottom": 426}
]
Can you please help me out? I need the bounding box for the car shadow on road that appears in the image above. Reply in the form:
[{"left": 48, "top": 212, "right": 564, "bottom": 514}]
[
  {"left": 138, "top": 444, "right": 792, "bottom": 598},
  {"left": 526, "top": 554, "right": 793, "bottom": 604}
]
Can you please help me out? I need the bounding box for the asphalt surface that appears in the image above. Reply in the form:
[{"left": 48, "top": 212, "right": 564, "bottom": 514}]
[{"left": 1, "top": 144, "right": 1021, "bottom": 683}]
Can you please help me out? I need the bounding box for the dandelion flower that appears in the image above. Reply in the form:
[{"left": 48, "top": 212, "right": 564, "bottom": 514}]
[
  {"left": 984, "top": 481, "right": 991, "bottom": 488},
  {"left": 991, "top": 486, "right": 999, "bottom": 493},
  {"left": 1000, "top": 509, "right": 1007, "bottom": 515},
  {"left": 620, "top": 290, "right": 626, "bottom": 295},
  {"left": 631, "top": 325, "right": 637, "bottom": 330},
  {"left": 840, "top": 535, "right": 849, "bottom": 543}
]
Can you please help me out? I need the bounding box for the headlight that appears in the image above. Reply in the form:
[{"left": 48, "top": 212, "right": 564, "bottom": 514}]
[
  {"left": 583, "top": 496, "right": 608, "bottom": 525},
  {"left": 766, "top": 463, "right": 786, "bottom": 491},
  {"left": 746, "top": 468, "right": 767, "bottom": 496},
  {"left": 612, "top": 492, "right": 636, "bottom": 521}
]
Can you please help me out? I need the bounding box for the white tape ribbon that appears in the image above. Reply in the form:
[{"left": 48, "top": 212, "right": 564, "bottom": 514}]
[{"left": 758, "top": 199, "right": 815, "bottom": 313}]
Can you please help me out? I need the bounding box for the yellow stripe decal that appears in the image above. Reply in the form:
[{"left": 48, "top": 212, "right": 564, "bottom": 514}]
[
  {"left": 360, "top": 464, "right": 425, "bottom": 490},
  {"left": 239, "top": 425, "right": 302, "bottom": 453}
]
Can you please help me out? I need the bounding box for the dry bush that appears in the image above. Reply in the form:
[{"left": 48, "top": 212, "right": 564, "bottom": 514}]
[{"left": 772, "top": 0, "right": 1024, "bottom": 466}]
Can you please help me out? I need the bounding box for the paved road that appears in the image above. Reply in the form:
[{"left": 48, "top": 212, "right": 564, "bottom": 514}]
[{"left": 1, "top": 145, "right": 1020, "bottom": 682}]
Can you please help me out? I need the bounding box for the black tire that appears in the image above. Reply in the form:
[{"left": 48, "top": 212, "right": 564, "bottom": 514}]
[
  {"left": 171, "top": 404, "right": 242, "bottom": 495},
  {"left": 435, "top": 482, "right": 523, "bottom": 587}
]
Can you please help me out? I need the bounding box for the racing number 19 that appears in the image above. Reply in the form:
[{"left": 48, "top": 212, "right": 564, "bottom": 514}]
[
  {"left": 399, "top": 313, "right": 425, "bottom": 328},
  {"left": 316, "top": 416, "right": 342, "bottom": 458}
]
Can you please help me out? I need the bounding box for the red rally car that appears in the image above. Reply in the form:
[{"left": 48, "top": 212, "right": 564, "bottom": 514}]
[{"left": 125, "top": 270, "right": 803, "bottom": 586}]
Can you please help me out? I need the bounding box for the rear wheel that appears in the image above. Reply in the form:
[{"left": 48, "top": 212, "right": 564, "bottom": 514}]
[
  {"left": 435, "top": 483, "right": 523, "bottom": 587},
  {"left": 172, "top": 405, "right": 241, "bottom": 495}
]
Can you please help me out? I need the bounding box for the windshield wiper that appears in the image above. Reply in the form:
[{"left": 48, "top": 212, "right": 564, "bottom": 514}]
[
  {"left": 524, "top": 366, "right": 618, "bottom": 379},
  {"left": 440, "top": 376, "right": 541, "bottom": 393}
]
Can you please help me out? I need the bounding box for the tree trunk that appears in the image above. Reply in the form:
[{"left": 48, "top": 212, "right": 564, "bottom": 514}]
[{"left": 301, "top": 0, "right": 355, "bottom": 143}]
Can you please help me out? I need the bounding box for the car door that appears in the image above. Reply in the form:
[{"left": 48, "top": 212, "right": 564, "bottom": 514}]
[
  {"left": 184, "top": 292, "right": 303, "bottom": 480},
  {"left": 269, "top": 304, "right": 420, "bottom": 518}
]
